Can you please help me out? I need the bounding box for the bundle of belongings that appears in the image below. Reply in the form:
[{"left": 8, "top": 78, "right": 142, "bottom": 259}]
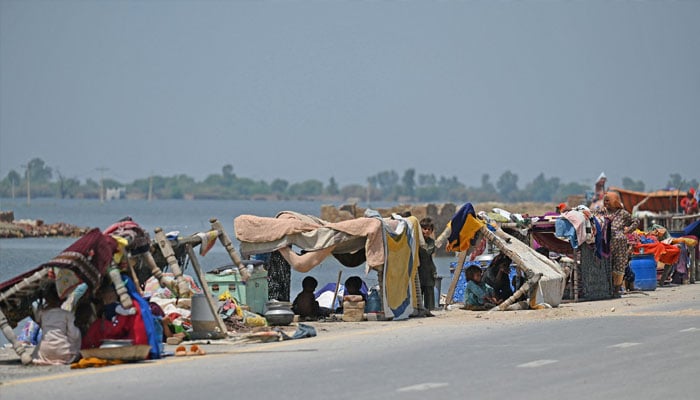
[{"left": 629, "top": 224, "right": 697, "bottom": 284}]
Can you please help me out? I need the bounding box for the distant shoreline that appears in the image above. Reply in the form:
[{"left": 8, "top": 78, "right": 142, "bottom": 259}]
[{"left": 0, "top": 220, "right": 89, "bottom": 239}]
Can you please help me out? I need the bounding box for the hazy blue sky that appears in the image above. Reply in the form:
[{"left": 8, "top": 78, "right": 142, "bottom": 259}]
[{"left": 1, "top": 0, "right": 698, "bottom": 191}]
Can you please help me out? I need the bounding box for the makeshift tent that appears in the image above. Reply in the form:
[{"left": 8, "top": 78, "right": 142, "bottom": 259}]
[
  {"left": 0, "top": 228, "right": 119, "bottom": 364},
  {"left": 437, "top": 203, "right": 567, "bottom": 309},
  {"left": 234, "top": 210, "right": 422, "bottom": 320}
]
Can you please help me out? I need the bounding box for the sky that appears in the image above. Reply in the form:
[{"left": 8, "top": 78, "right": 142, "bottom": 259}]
[{"left": 1, "top": 0, "right": 698, "bottom": 191}]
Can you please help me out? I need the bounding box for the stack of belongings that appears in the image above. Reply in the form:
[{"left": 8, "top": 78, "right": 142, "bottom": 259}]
[{"left": 342, "top": 294, "right": 365, "bottom": 322}]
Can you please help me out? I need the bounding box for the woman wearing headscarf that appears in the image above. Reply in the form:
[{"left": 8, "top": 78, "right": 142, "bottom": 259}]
[{"left": 596, "top": 191, "right": 639, "bottom": 297}]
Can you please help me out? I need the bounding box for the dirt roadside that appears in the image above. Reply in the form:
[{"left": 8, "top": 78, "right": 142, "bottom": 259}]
[{"left": 2, "top": 283, "right": 698, "bottom": 383}]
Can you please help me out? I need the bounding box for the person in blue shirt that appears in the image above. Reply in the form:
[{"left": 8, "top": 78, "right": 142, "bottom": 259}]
[{"left": 464, "top": 265, "right": 501, "bottom": 311}]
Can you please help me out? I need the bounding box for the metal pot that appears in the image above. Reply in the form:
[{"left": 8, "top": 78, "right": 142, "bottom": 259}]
[
  {"left": 264, "top": 308, "right": 294, "bottom": 326},
  {"left": 264, "top": 300, "right": 294, "bottom": 325}
]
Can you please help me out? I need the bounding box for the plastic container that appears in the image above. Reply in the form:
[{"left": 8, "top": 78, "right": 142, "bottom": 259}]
[
  {"left": 205, "top": 267, "right": 268, "bottom": 314},
  {"left": 630, "top": 254, "right": 657, "bottom": 291},
  {"left": 365, "top": 288, "right": 382, "bottom": 312}
]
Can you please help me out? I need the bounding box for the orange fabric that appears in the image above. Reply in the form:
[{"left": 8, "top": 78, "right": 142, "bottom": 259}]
[
  {"left": 636, "top": 242, "right": 681, "bottom": 265},
  {"left": 71, "top": 357, "right": 125, "bottom": 369}
]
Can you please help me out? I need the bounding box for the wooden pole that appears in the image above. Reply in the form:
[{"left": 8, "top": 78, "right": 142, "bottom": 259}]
[
  {"left": 210, "top": 218, "right": 251, "bottom": 282},
  {"left": 0, "top": 309, "right": 32, "bottom": 365},
  {"left": 154, "top": 228, "right": 191, "bottom": 297},
  {"left": 126, "top": 261, "right": 144, "bottom": 297},
  {"left": 330, "top": 270, "right": 343, "bottom": 316},
  {"left": 108, "top": 266, "right": 133, "bottom": 309},
  {"left": 0, "top": 268, "right": 48, "bottom": 364},
  {"left": 443, "top": 250, "right": 468, "bottom": 310},
  {"left": 141, "top": 251, "right": 167, "bottom": 288},
  {"left": 573, "top": 250, "right": 579, "bottom": 302},
  {"left": 0, "top": 269, "right": 48, "bottom": 304},
  {"left": 489, "top": 272, "right": 542, "bottom": 312}
]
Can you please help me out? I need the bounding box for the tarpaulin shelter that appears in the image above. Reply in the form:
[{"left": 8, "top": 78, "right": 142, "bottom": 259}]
[
  {"left": 234, "top": 210, "right": 423, "bottom": 320},
  {"left": 438, "top": 203, "right": 567, "bottom": 309}
]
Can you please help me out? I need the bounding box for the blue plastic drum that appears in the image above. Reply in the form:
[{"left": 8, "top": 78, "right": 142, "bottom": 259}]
[{"left": 630, "top": 254, "right": 657, "bottom": 291}]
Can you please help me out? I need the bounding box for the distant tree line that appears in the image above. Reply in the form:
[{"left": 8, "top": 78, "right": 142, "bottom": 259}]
[{"left": 1, "top": 158, "right": 697, "bottom": 204}]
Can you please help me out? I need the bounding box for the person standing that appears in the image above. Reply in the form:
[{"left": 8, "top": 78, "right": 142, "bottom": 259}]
[
  {"left": 590, "top": 172, "right": 607, "bottom": 211},
  {"left": 680, "top": 189, "right": 698, "bottom": 214},
  {"left": 418, "top": 218, "right": 438, "bottom": 311},
  {"left": 596, "top": 191, "right": 639, "bottom": 297}
]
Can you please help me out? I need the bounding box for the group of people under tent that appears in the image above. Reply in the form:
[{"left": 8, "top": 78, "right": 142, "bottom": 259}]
[{"left": 288, "top": 215, "right": 442, "bottom": 320}]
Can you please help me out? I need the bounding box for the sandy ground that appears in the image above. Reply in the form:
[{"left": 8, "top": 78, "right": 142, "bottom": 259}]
[{"left": 2, "top": 282, "right": 699, "bottom": 382}]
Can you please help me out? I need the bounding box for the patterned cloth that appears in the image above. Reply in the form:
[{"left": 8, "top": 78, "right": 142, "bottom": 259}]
[
  {"left": 40, "top": 228, "right": 118, "bottom": 297},
  {"left": 597, "top": 207, "right": 638, "bottom": 275},
  {"left": 266, "top": 251, "right": 291, "bottom": 302}
]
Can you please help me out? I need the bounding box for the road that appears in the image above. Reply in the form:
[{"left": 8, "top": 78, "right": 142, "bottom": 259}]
[{"left": 2, "top": 286, "right": 699, "bottom": 400}]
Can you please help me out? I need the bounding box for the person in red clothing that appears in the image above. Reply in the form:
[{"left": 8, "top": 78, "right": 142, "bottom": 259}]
[
  {"left": 680, "top": 189, "right": 698, "bottom": 215},
  {"left": 81, "top": 282, "right": 149, "bottom": 350}
]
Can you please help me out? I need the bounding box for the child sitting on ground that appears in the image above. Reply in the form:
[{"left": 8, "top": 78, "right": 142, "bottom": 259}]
[
  {"left": 343, "top": 276, "right": 367, "bottom": 301},
  {"left": 32, "top": 281, "right": 82, "bottom": 365},
  {"left": 292, "top": 276, "right": 322, "bottom": 320},
  {"left": 464, "top": 265, "right": 501, "bottom": 311}
]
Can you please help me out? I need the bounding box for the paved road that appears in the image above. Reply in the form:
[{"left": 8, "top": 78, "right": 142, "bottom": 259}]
[{"left": 2, "top": 293, "right": 699, "bottom": 400}]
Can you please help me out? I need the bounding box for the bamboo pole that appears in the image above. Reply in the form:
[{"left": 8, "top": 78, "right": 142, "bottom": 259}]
[{"left": 210, "top": 218, "right": 251, "bottom": 282}]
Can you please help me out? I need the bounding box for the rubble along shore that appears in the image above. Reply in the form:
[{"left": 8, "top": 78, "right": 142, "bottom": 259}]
[{"left": 0, "top": 211, "right": 89, "bottom": 239}]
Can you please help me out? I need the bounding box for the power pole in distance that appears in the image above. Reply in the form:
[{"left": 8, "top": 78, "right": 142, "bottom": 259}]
[{"left": 96, "top": 167, "right": 108, "bottom": 203}]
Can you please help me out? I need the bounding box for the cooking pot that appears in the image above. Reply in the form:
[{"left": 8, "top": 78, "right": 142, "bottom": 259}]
[{"left": 264, "top": 300, "right": 294, "bottom": 326}]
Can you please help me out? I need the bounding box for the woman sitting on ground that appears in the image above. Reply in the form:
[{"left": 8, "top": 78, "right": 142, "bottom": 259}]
[
  {"left": 32, "top": 281, "right": 82, "bottom": 365},
  {"left": 482, "top": 253, "right": 514, "bottom": 303}
]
